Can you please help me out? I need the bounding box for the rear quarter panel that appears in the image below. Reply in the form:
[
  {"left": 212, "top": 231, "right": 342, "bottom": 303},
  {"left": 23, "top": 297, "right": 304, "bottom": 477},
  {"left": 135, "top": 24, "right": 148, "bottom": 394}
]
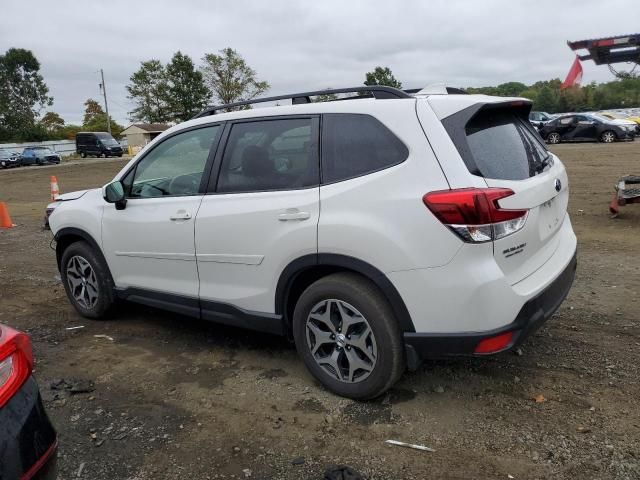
[{"left": 318, "top": 101, "right": 461, "bottom": 272}]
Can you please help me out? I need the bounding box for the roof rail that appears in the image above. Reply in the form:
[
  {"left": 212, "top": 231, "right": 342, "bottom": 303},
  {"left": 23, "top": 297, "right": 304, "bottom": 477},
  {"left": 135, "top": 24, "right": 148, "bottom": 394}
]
[{"left": 193, "top": 86, "right": 411, "bottom": 118}]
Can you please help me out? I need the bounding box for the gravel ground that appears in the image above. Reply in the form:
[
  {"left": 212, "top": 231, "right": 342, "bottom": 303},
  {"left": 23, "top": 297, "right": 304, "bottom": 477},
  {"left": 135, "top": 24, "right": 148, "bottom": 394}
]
[{"left": 0, "top": 142, "right": 638, "bottom": 479}]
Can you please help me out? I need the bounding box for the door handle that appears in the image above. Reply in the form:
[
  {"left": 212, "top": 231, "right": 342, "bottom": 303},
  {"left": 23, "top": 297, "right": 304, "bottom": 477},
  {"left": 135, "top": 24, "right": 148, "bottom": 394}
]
[
  {"left": 278, "top": 210, "right": 311, "bottom": 221},
  {"left": 170, "top": 211, "right": 192, "bottom": 221}
]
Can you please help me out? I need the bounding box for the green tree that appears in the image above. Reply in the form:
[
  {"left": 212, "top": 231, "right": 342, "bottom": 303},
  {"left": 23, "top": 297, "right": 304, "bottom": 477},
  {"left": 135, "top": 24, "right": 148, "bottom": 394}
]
[
  {"left": 313, "top": 89, "right": 339, "bottom": 102},
  {"left": 82, "top": 98, "right": 123, "bottom": 136},
  {"left": 364, "top": 66, "right": 402, "bottom": 89},
  {"left": 39, "top": 111, "right": 65, "bottom": 133},
  {"left": 82, "top": 98, "right": 104, "bottom": 124},
  {"left": 200, "top": 48, "right": 269, "bottom": 109},
  {"left": 126, "top": 60, "right": 170, "bottom": 122},
  {"left": 37, "top": 112, "right": 64, "bottom": 140},
  {"left": 166, "top": 51, "right": 210, "bottom": 121},
  {"left": 533, "top": 86, "right": 557, "bottom": 112},
  {"left": 494, "top": 82, "right": 527, "bottom": 97},
  {"left": 0, "top": 48, "right": 53, "bottom": 141},
  {"left": 59, "top": 124, "right": 82, "bottom": 140}
]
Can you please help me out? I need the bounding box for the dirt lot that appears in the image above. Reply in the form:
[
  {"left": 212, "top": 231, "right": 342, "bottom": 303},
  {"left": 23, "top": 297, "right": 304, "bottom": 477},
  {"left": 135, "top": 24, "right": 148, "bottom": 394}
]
[{"left": 0, "top": 142, "right": 639, "bottom": 480}]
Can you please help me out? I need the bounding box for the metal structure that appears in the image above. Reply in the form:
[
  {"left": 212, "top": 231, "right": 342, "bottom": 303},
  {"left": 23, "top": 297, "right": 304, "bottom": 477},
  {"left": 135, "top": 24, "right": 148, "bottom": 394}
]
[
  {"left": 568, "top": 34, "right": 640, "bottom": 77},
  {"left": 568, "top": 34, "right": 640, "bottom": 217},
  {"left": 609, "top": 176, "right": 640, "bottom": 218}
]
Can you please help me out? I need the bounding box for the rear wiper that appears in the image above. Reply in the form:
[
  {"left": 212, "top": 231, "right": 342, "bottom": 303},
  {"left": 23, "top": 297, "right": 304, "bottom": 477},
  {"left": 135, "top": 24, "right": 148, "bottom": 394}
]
[{"left": 534, "top": 155, "right": 552, "bottom": 174}]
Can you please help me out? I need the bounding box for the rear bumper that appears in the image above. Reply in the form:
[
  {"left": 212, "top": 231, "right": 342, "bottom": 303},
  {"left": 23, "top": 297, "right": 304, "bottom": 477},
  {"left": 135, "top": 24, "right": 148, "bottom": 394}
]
[
  {"left": 0, "top": 376, "right": 58, "bottom": 480},
  {"left": 404, "top": 250, "right": 577, "bottom": 369}
]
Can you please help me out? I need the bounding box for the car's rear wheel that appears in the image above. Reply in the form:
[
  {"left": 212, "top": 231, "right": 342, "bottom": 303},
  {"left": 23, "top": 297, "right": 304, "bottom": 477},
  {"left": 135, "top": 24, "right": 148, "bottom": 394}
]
[
  {"left": 546, "top": 132, "right": 561, "bottom": 144},
  {"left": 292, "top": 273, "right": 405, "bottom": 400},
  {"left": 600, "top": 130, "right": 616, "bottom": 143},
  {"left": 60, "top": 241, "right": 115, "bottom": 319}
]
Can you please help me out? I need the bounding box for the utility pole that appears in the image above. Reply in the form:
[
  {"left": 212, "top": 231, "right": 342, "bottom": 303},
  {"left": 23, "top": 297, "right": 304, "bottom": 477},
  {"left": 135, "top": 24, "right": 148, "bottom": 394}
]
[{"left": 99, "top": 69, "right": 112, "bottom": 136}]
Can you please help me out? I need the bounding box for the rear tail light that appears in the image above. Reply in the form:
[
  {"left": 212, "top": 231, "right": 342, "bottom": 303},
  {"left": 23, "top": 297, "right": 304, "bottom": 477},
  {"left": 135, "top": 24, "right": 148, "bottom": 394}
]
[
  {"left": 474, "top": 331, "right": 514, "bottom": 354},
  {"left": 423, "top": 188, "right": 528, "bottom": 243},
  {"left": 0, "top": 325, "right": 33, "bottom": 408}
]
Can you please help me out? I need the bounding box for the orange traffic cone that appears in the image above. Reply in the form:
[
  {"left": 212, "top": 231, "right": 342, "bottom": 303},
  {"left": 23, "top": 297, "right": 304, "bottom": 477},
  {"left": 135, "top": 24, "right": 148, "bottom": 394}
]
[
  {"left": 50, "top": 175, "right": 60, "bottom": 201},
  {"left": 0, "top": 202, "right": 16, "bottom": 228}
]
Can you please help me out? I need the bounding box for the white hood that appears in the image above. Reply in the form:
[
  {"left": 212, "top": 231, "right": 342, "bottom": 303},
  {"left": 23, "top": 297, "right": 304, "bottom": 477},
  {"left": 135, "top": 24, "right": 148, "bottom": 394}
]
[{"left": 55, "top": 189, "right": 92, "bottom": 201}]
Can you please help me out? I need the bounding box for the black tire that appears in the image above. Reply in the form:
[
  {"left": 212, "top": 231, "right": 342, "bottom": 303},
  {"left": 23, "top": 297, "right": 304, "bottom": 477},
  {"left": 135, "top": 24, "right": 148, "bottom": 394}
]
[
  {"left": 60, "top": 241, "right": 115, "bottom": 319},
  {"left": 80, "top": 151, "right": 86, "bottom": 158},
  {"left": 546, "top": 132, "right": 561, "bottom": 144},
  {"left": 118, "top": 154, "right": 123, "bottom": 158},
  {"left": 600, "top": 130, "right": 616, "bottom": 143},
  {"left": 292, "top": 273, "right": 405, "bottom": 400}
]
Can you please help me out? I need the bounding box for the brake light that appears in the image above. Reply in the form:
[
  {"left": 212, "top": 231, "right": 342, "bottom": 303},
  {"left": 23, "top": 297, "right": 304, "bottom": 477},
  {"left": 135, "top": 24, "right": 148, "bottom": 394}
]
[
  {"left": 0, "top": 325, "right": 33, "bottom": 408},
  {"left": 423, "top": 188, "right": 528, "bottom": 243}
]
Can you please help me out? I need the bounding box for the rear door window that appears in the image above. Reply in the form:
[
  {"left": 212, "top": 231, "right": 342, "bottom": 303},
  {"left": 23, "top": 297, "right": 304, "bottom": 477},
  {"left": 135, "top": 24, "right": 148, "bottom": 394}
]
[
  {"left": 321, "top": 114, "right": 408, "bottom": 183},
  {"left": 215, "top": 117, "right": 319, "bottom": 193},
  {"left": 445, "top": 108, "right": 550, "bottom": 181}
]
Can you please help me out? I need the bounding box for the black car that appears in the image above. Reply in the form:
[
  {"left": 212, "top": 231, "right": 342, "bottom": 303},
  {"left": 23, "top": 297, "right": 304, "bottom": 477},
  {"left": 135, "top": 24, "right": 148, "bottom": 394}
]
[
  {"left": 19, "top": 147, "right": 62, "bottom": 166},
  {"left": 540, "top": 114, "right": 636, "bottom": 144},
  {"left": 0, "top": 323, "right": 58, "bottom": 479},
  {"left": 529, "top": 111, "right": 554, "bottom": 129},
  {"left": 0, "top": 150, "right": 20, "bottom": 169},
  {"left": 76, "top": 132, "right": 124, "bottom": 158}
]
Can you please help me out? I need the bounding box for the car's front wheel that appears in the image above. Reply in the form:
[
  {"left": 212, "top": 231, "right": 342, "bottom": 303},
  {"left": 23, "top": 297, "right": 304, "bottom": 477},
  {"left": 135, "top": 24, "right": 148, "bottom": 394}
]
[
  {"left": 60, "top": 241, "right": 115, "bottom": 319},
  {"left": 546, "top": 132, "right": 561, "bottom": 144},
  {"left": 293, "top": 273, "right": 405, "bottom": 400},
  {"left": 600, "top": 130, "right": 616, "bottom": 143},
  {"left": 80, "top": 151, "right": 86, "bottom": 158}
]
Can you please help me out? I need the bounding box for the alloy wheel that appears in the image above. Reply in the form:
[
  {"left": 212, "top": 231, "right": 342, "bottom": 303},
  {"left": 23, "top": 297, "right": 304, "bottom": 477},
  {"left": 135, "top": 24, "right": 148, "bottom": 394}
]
[
  {"left": 548, "top": 133, "right": 560, "bottom": 144},
  {"left": 602, "top": 131, "right": 615, "bottom": 143},
  {"left": 66, "top": 255, "right": 99, "bottom": 309},
  {"left": 305, "top": 299, "right": 377, "bottom": 383}
]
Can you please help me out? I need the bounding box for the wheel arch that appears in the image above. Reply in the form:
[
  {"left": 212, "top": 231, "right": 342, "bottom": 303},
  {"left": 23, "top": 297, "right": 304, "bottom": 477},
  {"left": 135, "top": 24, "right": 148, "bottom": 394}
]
[
  {"left": 54, "top": 227, "right": 110, "bottom": 277},
  {"left": 276, "top": 254, "right": 416, "bottom": 336}
]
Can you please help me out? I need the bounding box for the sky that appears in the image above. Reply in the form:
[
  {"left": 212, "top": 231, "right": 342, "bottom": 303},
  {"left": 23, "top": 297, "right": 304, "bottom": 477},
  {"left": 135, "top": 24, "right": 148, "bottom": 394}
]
[{"left": 2, "top": 0, "right": 639, "bottom": 125}]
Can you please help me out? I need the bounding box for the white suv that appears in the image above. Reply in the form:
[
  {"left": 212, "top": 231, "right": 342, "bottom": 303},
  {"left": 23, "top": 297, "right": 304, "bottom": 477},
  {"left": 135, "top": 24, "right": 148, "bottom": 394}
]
[{"left": 48, "top": 86, "right": 577, "bottom": 399}]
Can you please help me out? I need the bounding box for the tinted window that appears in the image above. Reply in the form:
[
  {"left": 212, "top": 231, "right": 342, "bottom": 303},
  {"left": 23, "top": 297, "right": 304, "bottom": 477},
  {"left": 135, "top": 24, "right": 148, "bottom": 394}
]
[
  {"left": 127, "top": 126, "right": 220, "bottom": 198},
  {"left": 321, "top": 114, "right": 408, "bottom": 183},
  {"left": 216, "top": 118, "right": 318, "bottom": 193},
  {"left": 459, "top": 109, "right": 549, "bottom": 180}
]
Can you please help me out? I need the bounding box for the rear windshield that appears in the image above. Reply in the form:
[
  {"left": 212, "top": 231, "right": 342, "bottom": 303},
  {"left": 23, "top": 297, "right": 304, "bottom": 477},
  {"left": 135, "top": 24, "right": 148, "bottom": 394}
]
[{"left": 446, "top": 108, "right": 550, "bottom": 181}]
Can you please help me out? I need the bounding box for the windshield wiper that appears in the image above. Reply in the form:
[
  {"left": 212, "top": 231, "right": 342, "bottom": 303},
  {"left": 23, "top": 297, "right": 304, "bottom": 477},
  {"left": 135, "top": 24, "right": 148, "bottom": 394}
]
[{"left": 534, "top": 154, "right": 552, "bottom": 174}]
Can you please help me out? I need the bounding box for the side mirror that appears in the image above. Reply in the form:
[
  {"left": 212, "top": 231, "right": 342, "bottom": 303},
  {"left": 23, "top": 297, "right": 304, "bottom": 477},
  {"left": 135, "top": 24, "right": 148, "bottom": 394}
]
[{"left": 103, "top": 181, "right": 127, "bottom": 210}]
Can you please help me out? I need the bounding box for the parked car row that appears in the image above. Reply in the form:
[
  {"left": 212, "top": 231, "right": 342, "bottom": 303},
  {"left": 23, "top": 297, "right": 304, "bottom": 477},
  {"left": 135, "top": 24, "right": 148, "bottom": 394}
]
[
  {"left": 529, "top": 110, "right": 637, "bottom": 144},
  {"left": 0, "top": 147, "right": 62, "bottom": 169},
  {"left": 1, "top": 132, "right": 125, "bottom": 170}
]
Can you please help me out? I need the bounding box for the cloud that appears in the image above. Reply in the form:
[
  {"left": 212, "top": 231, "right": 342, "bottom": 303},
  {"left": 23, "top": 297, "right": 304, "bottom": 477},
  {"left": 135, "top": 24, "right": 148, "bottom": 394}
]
[{"left": 2, "top": 0, "right": 638, "bottom": 124}]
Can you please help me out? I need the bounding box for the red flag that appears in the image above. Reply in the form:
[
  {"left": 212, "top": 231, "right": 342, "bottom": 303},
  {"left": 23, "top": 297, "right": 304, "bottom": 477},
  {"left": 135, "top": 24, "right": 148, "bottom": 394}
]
[{"left": 561, "top": 56, "right": 583, "bottom": 89}]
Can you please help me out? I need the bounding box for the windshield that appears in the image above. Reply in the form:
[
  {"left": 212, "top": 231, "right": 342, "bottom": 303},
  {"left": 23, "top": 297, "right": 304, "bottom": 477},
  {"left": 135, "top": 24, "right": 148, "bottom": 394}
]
[
  {"left": 590, "top": 114, "right": 611, "bottom": 123},
  {"left": 101, "top": 138, "right": 119, "bottom": 146}
]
